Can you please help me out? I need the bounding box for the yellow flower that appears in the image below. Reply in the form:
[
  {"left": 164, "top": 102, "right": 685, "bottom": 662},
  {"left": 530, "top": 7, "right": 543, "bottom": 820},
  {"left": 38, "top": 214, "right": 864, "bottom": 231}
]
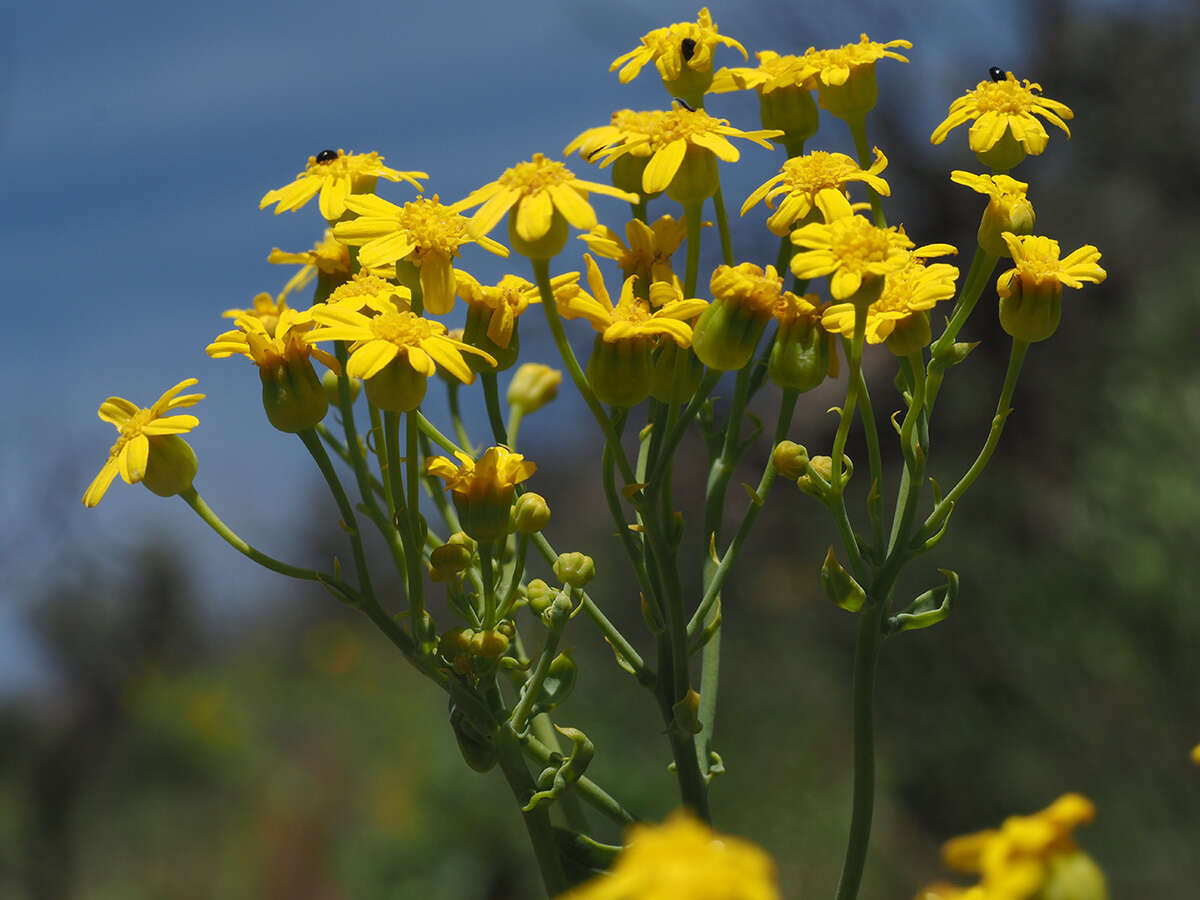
[
  {"left": 565, "top": 109, "right": 670, "bottom": 163},
  {"left": 931, "top": 72, "right": 1073, "bottom": 167},
  {"left": 822, "top": 253, "right": 959, "bottom": 352},
  {"left": 579, "top": 215, "right": 694, "bottom": 294},
  {"left": 222, "top": 292, "right": 291, "bottom": 334},
  {"left": 561, "top": 255, "right": 707, "bottom": 346},
  {"left": 950, "top": 171, "right": 1035, "bottom": 257},
  {"left": 808, "top": 35, "right": 911, "bottom": 120},
  {"left": 767, "top": 290, "right": 837, "bottom": 390},
  {"left": 692, "top": 263, "right": 790, "bottom": 371},
  {"left": 582, "top": 106, "right": 780, "bottom": 199},
  {"left": 259, "top": 149, "right": 427, "bottom": 220},
  {"left": 1192, "top": 743, "right": 1200, "bottom": 765},
  {"left": 306, "top": 306, "right": 492, "bottom": 383},
  {"left": 995, "top": 234, "right": 1105, "bottom": 342},
  {"left": 457, "top": 154, "right": 638, "bottom": 258},
  {"left": 790, "top": 213, "right": 928, "bottom": 300},
  {"left": 333, "top": 194, "right": 508, "bottom": 314},
  {"left": 267, "top": 229, "right": 354, "bottom": 300},
  {"left": 742, "top": 149, "right": 891, "bottom": 236},
  {"left": 710, "top": 49, "right": 819, "bottom": 94},
  {"left": 507, "top": 363, "right": 563, "bottom": 415},
  {"left": 455, "top": 270, "right": 580, "bottom": 350},
  {"left": 559, "top": 810, "right": 781, "bottom": 900},
  {"left": 921, "top": 794, "right": 1106, "bottom": 900},
  {"left": 426, "top": 447, "right": 536, "bottom": 542},
  {"left": 324, "top": 272, "right": 413, "bottom": 316},
  {"left": 83, "top": 379, "right": 204, "bottom": 507},
  {"left": 609, "top": 8, "right": 747, "bottom": 92},
  {"left": 206, "top": 307, "right": 339, "bottom": 373}
]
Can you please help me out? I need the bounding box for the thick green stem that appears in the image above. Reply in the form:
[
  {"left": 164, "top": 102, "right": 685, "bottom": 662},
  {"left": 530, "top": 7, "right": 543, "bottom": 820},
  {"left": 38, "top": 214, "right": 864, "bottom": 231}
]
[
  {"left": 482, "top": 372, "right": 509, "bottom": 445},
  {"left": 854, "top": 366, "right": 885, "bottom": 553},
  {"left": 404, "top": 413, "right": 425, "bottom": 625},
  {"left": 683, "top": 202, "right": 704, "bottom": 299},
  {"left": 925, "top": 249, "right": 999, "bottom": 411},
  {"left": 711, "top": 183, "right": 735, "bottom": 266},
  {"left": 447, "top": 381, "right": 474, "bottom": 454},
  {"left": 495, "top": 728, "right": 568, "bottom": 897},
  {"left": 847, "top": 117, "right": 886, "bottom": 229},
  {"left": 519, "top": 731, "right": 637, "bottom": 825}
]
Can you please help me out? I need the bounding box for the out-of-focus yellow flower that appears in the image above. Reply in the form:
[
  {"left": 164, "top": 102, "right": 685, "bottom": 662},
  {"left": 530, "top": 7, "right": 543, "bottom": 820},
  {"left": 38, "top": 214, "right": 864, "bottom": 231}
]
[
  {"left": 808, "top": 35, "right": 911, "bottom": 121},
  {"left": 83, "top": 379, "right": 204, "bottom": 507},
  {"left": 1191, "top": 743, "right": 1200, "bottom": 765},
  {"left": 507, "top": 363, "right": 563, "bottom": 415},
  {"left": 458, "top": 154, "right": 638, "bottom": 259},
  {"left": 951, "top": 172, "right": 1035, "bottom": 257},
  {"left": 579, "top": 106, "right": 779, "bottom": 201},
  {"left": 742, "top": 149, "right": 890, "bottom": 236},
  {"left": 333, "top": 194, "right": 508, "bottom": 314},
  {"left": 609, "top": 7, "right": 746, "bottom": 99},
  {"left": 259, "top": 149, "right": 427, "bottom": 220},
  {"left": 579, "top": 215, "right": 694, "bottom": 295},
  {"left": 919, "top": 794, "right": 1107, "bottom": 900},
  {"left": 711, "top": 50, "right": 822, "bottom": 149},
  {"left": 823, "top": 253, "right": 959, "bottom": 354},
  {"left": 931, "top": 72, "right": 1073, "bottom": 170},
  {"left": 559, "top": 810, "right": 781, "bottom": 900},
  {"left": 426, "top": 447, "right": 536, "bottom": 542},
  {"left": 791, "top": 213, "right": 937, "bottom": 301},
  {"left": 995, "top": 234, "right": 1105, "bottom": 342},
  {"left": 324, "top": 272, "right": 413, "bottom": 316},
  {"left": 455, "top": 271, "right": 578, "bottom": 350},
  {"left": 222, "top": 292, "right": 291, "bottom": 334},
  {"left": 268, "top": 229, "right": 355, "bottom": 300}
]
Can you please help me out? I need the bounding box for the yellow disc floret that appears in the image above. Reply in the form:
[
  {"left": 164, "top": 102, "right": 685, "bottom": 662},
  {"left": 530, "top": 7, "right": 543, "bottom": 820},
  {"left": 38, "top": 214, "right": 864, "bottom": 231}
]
[
  {"left": 259, "top": 149, "right": 427, "bottom": 221},
  {"left": 790, "top": 213, "right": 918, "bottom": 301},
  {"left": 743, "top": 149, "right": 891, "bottom": 235}
]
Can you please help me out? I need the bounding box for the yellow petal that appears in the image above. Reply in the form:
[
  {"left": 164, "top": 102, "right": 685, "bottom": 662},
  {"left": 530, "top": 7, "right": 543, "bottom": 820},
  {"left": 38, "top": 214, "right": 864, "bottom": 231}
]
[
  {"left": 119, "top": 435, "right": 149, "bottom": 484},
  {"left": 348, "top": 340, "right": 400, "bottom": 380},
  {"left": 419, "top": 252, "right": 457, "bottom": 314},
  {"left": 642, "top": 140, "right": 688, "bottom": 195},
  {"left": 548, "top": 183, "right": 597, "bottom": 230},
  {"left": 516, "top": 190, "right": 554, "bottom": 243},
  {"left": 83, "top": 457, "right": 120, "bottom": 507},
  {"left": 97, "top": 397, "right": 138, "bottom": 427}
]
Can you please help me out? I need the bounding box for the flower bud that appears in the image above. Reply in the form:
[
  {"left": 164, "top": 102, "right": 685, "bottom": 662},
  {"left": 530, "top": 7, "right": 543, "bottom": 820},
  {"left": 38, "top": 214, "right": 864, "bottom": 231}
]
[
  {"left": 979, "top": 195, "right": 1035, "bottom": 259},
  {"left": 586, "top": 335, "right": 653, "bottom": 406},
  {"left": 768, "top": 317, "right": 830, "bottom": 391},
  {"left": 469, "top": 628, "right": 511, "bottom": 659},
  {"left": 141, "top": 435, "right": 199, "bottom": 498},
  {"left": 364, "top": 357, "right": 428, "bottom": 412},
  {"left": 438, "top": 627, "right": 475, "bottom": 663},
  {"left": 759, "top": 86, "right": 819, "bottom": 155},
  {"left": 884, "top": 310, "right": 932, "bottom": 357},
  {"left": 322, "top": 369, "right": 360, "bottom": 406},
  {"left": 797, "top": 454, "right": 851, "bottom": 497},
  {"left": 508, "top": 207, "right": 569, "bottom": 260},
  {"left": 507, "top": 363, "right": 562, "bottom": 414},
  {"left": 665, "top": 145, "right": 720, "bottom": 207},
  {"left": 554, "top": 552, "right": 596, "bottom": 589},
  {"left": 512, "top": 492, "right": 551, "bottom": 535},
  {"left": 525, "top": 579, "right": 555, "bottom": 618},
  {"left": 463, "top": 301, "right": 519, "bottom": 372},
  {"left": 1039, "top": 851, "right": 1108, "bottom": 900},
  {"left": 430, "top": 534, "right": 474, "bottom": 582},
  {"left": 772, "top": 441, "right": 809, "bottom": 481},
  {"left": 691, "top": 299, "right": 769, "bottom": 371},
  {"left": 260, "top": 356, "right": 328, "bottom": 433},
  {"left": 649, "top": 341, "right": 704, "bottom": 404}
]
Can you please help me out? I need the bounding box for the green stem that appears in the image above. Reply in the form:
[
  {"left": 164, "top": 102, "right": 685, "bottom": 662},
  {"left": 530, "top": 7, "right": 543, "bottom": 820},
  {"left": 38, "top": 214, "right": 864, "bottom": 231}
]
[
  {"left": 508, "top": 407, "right": 525, "bottom": 449},
  {"left": 644, "top": 369, "right": 721, "bottom": 489},
  {"left": 683, "top": 202, "right": 704, "bottom": 299},
  {"left": 775, "top": 232, "right": 793, "bottom": 275},
  {"left": 847, "top": 117, "right": 886, "bottom": 229},
  {"left": 925, "top": 249, "right": 999, "bottom": 412},
  {"left": 711, "top": 183, "right": 735, "bottom": 266},
  {"left": 482, "top": 372, "right": 509, "bottom": 445},
  {"left": 415, "top": 412, "right": 462, "bottom": 455},
  {"left": 447, "top": 381, "right": 473, "bottom": 454},
  {"left": 367, "top": 405, "right": 396, "bottom": 522},
  {"left": 179, "top": 487, "right": 357, "bottom": 600},
  {"left": 509, "top": 609, "right": 566, "bottom": 735},
  {"left": 495, "top": 728, "right": 568, "bottom": 897},
  {"left": 519, "top": 732, "right": 637, "bottom": 824},
  {"left": 854, "top": 365, "right": 885, "bottom": 553},
  {"left": 404, "top": 413, "right": 425, "bottom": 625}
]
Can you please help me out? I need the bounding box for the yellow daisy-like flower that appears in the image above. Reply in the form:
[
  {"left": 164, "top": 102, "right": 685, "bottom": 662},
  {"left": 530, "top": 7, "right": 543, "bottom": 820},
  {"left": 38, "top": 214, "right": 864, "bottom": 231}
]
[
  {"left": 222, "top": 292, "right": 291, "bottom": 334},
  {"left": 333, "top": 194, "right": 508, "bottom": 314},
  {"left": 920, "top": 794, "right": 1106, "bottom": 900},
  {"left": 951, "top": 171, "right": 1036, "bottom": 257},
  {"left": 259, "top": 149, "right": 427, "bottom": 221},
  {"left": 83, "top": 379, "right": 204, "bottom": 508},
  {"left": 807, "top": 35, "right": 911, "bottom": 120},
  {"left": 305, "top": 306, "right": 492, "bottom": 383},
  {"left": 426, "top": 446, "right": 536, "bottom": 542},
  {"left": 742, "top": 148, "right": 891, "bottom": 236},
  {"left": 822, "top": 253, "right": 959, "bottom": 352},
  {"left": 267, "top": 229, "right": 354, "bottom": 300},
  {"left": 584, "top": 106, "right": 780, "bottom": 198},
  {"left": 561, "top": 255, "right": 707, "bottom": 346},
  {"left": 457, "top": 154, "right": 638, "bottom": 256},
  {"left": 323, "top": 272, "right": 413, "bottom": 316},
  {"left": 931, "top": 72, "right": 1073, "bottom": 166},
  {"left": 609, "top": 7, "right": 747, "bottom": 89},
  {"left": 559, "top": 810, "right": 782, "bottom": 900},
  {"left": 711, "top": 49, "right": 819, "bottom": 94},
  {"left": 995, "top": 233, "right": 1105, "bottom": 342},
  {"left": 565, "top": 109, "right": 670, "bottom": 163},
  {"left": 790, "top": 213, "right": 927, "bottom": 300},
  {"left": 206, "top": 307, "right": 339, "bottom": 373},
  {"left": 579, "top": 214, "right": 694, "bottom": 293},
  {"left": 454, "top": 270, "right": 579, "bottom": 350}
]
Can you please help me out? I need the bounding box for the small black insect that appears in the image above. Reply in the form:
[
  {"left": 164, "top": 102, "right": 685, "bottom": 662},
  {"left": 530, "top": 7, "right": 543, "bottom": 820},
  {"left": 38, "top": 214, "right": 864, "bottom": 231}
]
[
  {"left": 315, "top": 149, "right": 338, "bottom": 163},
  {"left": 673, "top": 97, "right": 697, "bottom": 112},
  {"left": 989, "top": 66, "right": 1006, "bottom": 82},
  {"left": 681, "top": 37, "right": 697, "bottom": 61}
]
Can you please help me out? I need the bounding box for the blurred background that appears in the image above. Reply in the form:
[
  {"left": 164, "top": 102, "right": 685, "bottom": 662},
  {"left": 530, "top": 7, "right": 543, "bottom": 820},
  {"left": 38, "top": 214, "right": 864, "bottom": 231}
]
[{"left": 4, "top": 0, "right": 1198, "bottom": 897}]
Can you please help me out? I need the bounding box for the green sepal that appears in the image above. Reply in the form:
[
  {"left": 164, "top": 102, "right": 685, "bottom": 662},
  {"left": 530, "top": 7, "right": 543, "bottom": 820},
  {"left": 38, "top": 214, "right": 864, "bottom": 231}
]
[
  {"left": 672, "top": 689, "right": 703, "bottom": 736},
  {"left": 821, "top": 546, "right": 866, "bottom": 612},
  {"left": 463, "top": 301, "right": 520, "bottom": 372},
  {"left": 141, "top": 435, "right": 199, "bottom": 498},
  {"left": 768, "top": 318, "right": 830, "bottom": 392},
  {"left": 528, "top": 651, "right": 577, "bottom": 719},
  {"left": 887, "top": 569, "right": 958, "bottom": 634},
  {"left": 364, "top": 357, "right": 427, "bottom": 412},
  {"left": 260, "top": 357, "right": 328, "bottom": 433},
  {"left": 586, "top": 334, "right": 653, "bottom": 407}
]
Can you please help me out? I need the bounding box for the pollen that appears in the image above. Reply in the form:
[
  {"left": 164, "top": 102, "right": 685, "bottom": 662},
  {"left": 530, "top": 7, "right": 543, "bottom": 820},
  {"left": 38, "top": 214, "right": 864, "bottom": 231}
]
[
  {"left": 393, "top": 196, "right": 472, "bottom": 256},
  {"left": 370, "top": 310, "right": 439, "bottom": 346},
  {"left": 970, "top": 79, "right": 1042, "bottom": 115},
  {"left": 832, "top": 217, "right": 892, "bottom": 264},
  {"left": 498, "top": 154, "right": 575, "bottom": 192}
]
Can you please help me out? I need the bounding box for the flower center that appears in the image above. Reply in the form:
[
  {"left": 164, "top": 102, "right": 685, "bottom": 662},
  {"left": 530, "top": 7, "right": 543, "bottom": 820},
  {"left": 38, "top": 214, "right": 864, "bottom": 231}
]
[
  {"left": 615, "top": 300, "right": 653, "bottom": 326},
  {"left": 780, "top": 152, "right": 860, "bottom": 193},
  {"left": 830, "top": 218, "right": 892, "bottom": 266},
  {"left": 500, "top": 154, "right": 574, "bottom": 193},
  {"left": 371, "top": 311, "right": 440, "bottom": 346},
  {"left": 973, "top": 81, "right": 1037, "bottom": 115},
  {"left": 304, "top": 150, "right": 381, "bottom": 179},
  {"left": 395, "top": 195, "right": 471, "bottom": 255},
  {"left": 639, "top": 108, "right": 725, "bottom": 149}
]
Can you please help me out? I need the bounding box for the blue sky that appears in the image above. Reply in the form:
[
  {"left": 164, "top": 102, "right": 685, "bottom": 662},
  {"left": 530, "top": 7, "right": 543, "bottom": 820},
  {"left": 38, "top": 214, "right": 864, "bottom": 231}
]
[{"left": 2, "top": 0, "right": 1082, "bottom": 690}]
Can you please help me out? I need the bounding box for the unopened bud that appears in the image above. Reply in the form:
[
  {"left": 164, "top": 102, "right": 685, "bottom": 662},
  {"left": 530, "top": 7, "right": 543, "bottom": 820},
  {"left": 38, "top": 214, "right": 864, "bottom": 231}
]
[
  {"left": 554, "top": 552, "right": 596, "bottom": 589},
  {"left": 507, "top": 363, "right": 563, "bottom": 414},
  {"left": 525, "top": 579, "right": 555, "bottom": 617},
  {"left": 322, "top": 368, "right": 360, "bottom": 406},
  {"left": 430, "top": 532, "right": 475, "bottom": 581},
  {"left": 512, "top": 492, "right": 551, "bottom": 535},
  {"left": 772, "top": 441, "right": 809, "bottom": 481},
  {"left": 469, "top": 629, "right": 511, "bottom": 659}
]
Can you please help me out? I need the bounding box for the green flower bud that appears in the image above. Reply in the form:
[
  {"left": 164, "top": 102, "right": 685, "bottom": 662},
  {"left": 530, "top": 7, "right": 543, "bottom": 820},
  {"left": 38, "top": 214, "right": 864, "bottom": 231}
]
[
  {"left": 884, "top": 311, "right": 932, "bottom": 357},
  {"left": 260, "top": 356, "right": 328, "bottom": 433},
  {"left": 612, "top": 153, "right": 656, "bottom": 199},
  {"left": 772, "top": 441, "right": 809, "bottom": 481},
  {"left": 512, "top": 492, "right": 551, "bottom": 535},
  {"left": 141, "top": 435, "right": 198, "bottom": 498},
  {"left": 438, "top": 627, "right": 475, "bottom": 663},
  {"left": 691, "top": 298, "right": 770, "bottom": 371},
  {"left": 364, "top": 357, "right": 427, "bottom": 412},
  {"left": 768, "top": 317, "right": 830, "bottom": 391},
  {"left": 507, "top": 363, "right": 562, "bottom": 414},
  {"left": 979, "top": 196, "right": 1035, "bottom": 259},
  {"left": 975, "top": 127, "right": 1027, "bottom": 173},
  {"left": 666, "top": 145, "right": 720, "bottom": 206},
  {"left": 649, "top": 340, "right": 704, "bottom": 404},
  {"left": 430, "top": 535, "right": 474, "bottom": 582},
  {"left": 759, "top": 85, "right": 819, "bottom": 155},
  {"left": 469, "top": 629, "right": 510, "bottom": 659},
  {"left": 586, "top": 335, "right": 653, "bottom": 406},
  {"left": 554, "top": 552, "right": 596, "bottom": 589},
  {"left": 321, "top": 369, "right": 360, "bottom": 406},
  {"left": 1037, "top": 851, "right": 1109, "bottom": 900},
  {"left": 508, "top": 207, "right": 569, "bottom": 260},
  {"left": 999, "top": 284, "right": 1062, "bottom": 343},
  {"left": 525, "top": 579, "right": 555, "bottom": 618},
  {"left": 463, "top": 301, "right": 519, "bottom": 372}
]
